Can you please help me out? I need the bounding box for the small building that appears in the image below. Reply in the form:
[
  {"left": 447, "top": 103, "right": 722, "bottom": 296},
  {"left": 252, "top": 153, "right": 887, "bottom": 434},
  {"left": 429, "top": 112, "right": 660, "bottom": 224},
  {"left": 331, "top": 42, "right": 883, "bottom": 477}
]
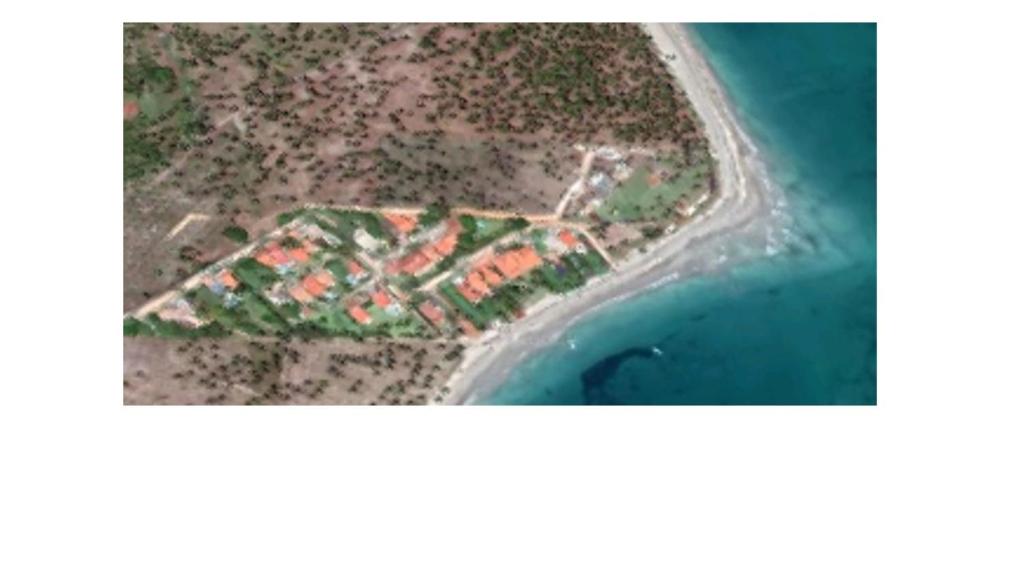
[
  {"left": 588, "top": 171, "right": 616, "bottom": 196},
  {"left": 204, "top": 269, "right": 240, "bottom": 295},
  {"left": 371, "top": 289, "right": 401, "bottom": 315},
  {"left": 457, "top": 271, "right": 491, "bottom": 303},
  {"left": 371, "top": 290, "right": 392, "bottom": 309},
  {"left": 288, "top": 284, "right": 314, "bottom": 304},
  {"left": 383, "top": 212, "right": 418, "bottom": 236},
  {"left": 557, "top": 230, "right": 580, "bottom": 250},
  {"left": 353, "top": 228, "right": 383, "bottom": 252},
  {"left": 287, "top": 246, "right": 311, "bottom": 263},
  {"left": 492, "top": 246, "right": 543, "bottom": 281},
  {"left": 300, "top": 271, "right": 334, "bottom": 300},
  {"left": 346, "top": 260, "right": 367, "bottom": 283},
  {"left": 255, "top": 242, "right": 295, "bottom": 273},
  {"left": 457, "top": 318, "right": 480, "bottom": 338},
  {"left": 418, "top": 301, "right": 445, "bottom": 328},
  {"left": 348, "top": 305, "right": 372, "bottom": 325}
]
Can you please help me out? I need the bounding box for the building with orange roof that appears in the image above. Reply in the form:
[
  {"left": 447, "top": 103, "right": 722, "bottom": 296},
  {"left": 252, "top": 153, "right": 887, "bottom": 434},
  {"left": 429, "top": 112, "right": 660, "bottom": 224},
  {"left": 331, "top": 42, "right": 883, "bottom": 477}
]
[
  {"left": 287, "top": 247, "right": 310, "bottom": 263},
  {"left": 301, "top": 275, "right": 328, "bottom": 299},
  {"left": 383, "top": 213, "right": 418, "bottom": 235},
  {"left": 387, "top": 248, "right": 436, "bottom": 277},
  {"left": 348, "top": 305, "right": 372, "bottom": 325},
  {"left": 457, "top": 318, "right": 480, "bottom": 338},
  {"left": 218, "top": 270, "right": 240, "bottom": 290},
  {"left": 347, "top": 260, "right": 366, "bottom": 278},
  {"left": 313, "top": 270, "right": 335, "bottom": 287},
  {"left": 457, "top": 271, "right": 491, "bottom": 303},
  {"left": 418, "top": 301, "right": 445, "bottom": 327},
  {"left": 456, "top": 282, "right": 483, "bottom": 303},
  {"left": 205, "top": 269, "right": 241, "bottom": 295},
  {"left": 256, "top": 242, "right": 292, "bottom": 270},
  {"left": 288, "top": 284, "right": 314, "bottom": 304},
  {"left": 558, "top": 229, "right": 580, "bottom": 250},
  {"left": 385, "top": 219, "right": 463, "bottom": 278},
  {"left": 493, "top": 246, "right": 543, "bottom": 280},
  {"left": 371, "top": 290, "right": 392, "bottom": 309},
  {"left": 434, "top": 219, "right": 462, "bottom": 257},
  {"left": 479, "top": 264, "right": 503, "bottom": 287}
]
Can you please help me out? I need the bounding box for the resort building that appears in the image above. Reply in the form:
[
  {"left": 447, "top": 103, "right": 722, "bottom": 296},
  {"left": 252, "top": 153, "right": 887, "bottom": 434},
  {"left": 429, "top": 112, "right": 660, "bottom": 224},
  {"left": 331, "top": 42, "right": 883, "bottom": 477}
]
[
  {"left": 255, "top": 242, "right": 295, "bottom": 272},
  {"left": 353, "top": 228, "right": 383, "bottom": 253},
  {"left": 346, "top": 259, "right": 368, "bottom": 284},
  {"left": 371, "top": 289, "right": 401, "bottom": 315},
  {"left": 204, "top": 269, "right": 240, "bottom": 295},
  {"left": 417, "top": 301, "right": 446, "bottom": 328},
  {"left": 383, "top": 212, "right": 418, "bottom": 236},
  {"left": 348, "top": 305, "right": 372, "bottom": 325},
  {"left": 385, "top": 219, "right": 462, "bottom": 277}
]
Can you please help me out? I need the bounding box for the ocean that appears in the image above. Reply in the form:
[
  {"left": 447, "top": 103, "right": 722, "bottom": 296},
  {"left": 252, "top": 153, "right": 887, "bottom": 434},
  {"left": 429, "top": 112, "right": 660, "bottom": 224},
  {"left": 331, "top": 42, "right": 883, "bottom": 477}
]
[{"left": 483, "top": 23, "right": 877, "bottom": 405}]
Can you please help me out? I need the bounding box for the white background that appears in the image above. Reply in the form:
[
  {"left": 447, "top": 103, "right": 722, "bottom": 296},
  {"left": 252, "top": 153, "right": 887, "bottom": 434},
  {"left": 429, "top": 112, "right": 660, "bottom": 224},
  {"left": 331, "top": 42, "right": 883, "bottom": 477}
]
[{"left": 2, "top": 1, "right": 1023, "bottom": 574}]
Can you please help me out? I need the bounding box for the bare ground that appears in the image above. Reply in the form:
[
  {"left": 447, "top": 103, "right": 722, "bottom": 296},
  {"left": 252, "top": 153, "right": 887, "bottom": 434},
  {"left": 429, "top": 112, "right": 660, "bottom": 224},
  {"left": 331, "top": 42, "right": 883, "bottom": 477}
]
[{"left": 124, "top": 336, "right": 464, "bottom": 405}]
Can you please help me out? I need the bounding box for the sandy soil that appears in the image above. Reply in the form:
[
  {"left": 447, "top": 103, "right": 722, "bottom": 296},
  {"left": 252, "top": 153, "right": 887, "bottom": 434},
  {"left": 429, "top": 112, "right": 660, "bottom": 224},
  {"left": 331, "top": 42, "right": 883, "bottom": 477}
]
[{"left": 443, "top": 24, "right": 787, "bottom": 404}]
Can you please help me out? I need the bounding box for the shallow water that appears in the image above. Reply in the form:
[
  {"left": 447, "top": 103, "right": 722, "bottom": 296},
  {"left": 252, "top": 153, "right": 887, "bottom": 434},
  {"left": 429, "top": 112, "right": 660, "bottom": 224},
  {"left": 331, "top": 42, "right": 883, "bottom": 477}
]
[{"left": 483, "top": 24, "right": 877, "bottom": 405}]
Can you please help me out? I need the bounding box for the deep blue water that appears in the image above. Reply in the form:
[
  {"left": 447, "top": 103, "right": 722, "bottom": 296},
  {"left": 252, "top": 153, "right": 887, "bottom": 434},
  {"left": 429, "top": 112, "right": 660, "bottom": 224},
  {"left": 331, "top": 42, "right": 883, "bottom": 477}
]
[{"left": 485, "top": 24, "right": 876, "bottom": 405}]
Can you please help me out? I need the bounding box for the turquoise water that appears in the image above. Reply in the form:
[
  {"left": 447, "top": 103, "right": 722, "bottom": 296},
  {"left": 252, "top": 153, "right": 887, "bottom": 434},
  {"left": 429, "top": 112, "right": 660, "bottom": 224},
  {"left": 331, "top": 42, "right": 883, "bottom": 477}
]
[{"left": 484, "top": 24, "right": 876, "bottom": 405}]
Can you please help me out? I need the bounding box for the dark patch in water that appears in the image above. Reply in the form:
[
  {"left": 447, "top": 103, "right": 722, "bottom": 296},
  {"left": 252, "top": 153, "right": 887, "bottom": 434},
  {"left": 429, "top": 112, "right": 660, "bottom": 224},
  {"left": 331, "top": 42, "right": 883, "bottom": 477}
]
[
  {"left": 580, "top": 347, "right": 657, "bottom": 404},
  {"left": 690, "top": 312, "right": 709, "bottom": 322}
]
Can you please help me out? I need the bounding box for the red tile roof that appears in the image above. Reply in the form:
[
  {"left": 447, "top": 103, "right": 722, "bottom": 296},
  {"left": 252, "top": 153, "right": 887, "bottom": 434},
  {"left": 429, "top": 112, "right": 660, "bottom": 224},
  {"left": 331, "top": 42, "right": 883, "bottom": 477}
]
[
  {"left": 418, "top": 301, "right": 445, "bottom": 326},
  {"left": 479, "top": 265, "right": 503, "bottom": 287},
  {"left": 390, "top": 250, "right": 432, "bottom": 276},
  {"left": 288, "top": 284, "right": 314, "bottom": 304},
  {"left": 457, "top": 272, "right": 490, "bottom": 303},
  {"left": 371, "top": 290, "right": 392, "bottom": 309},
  {"left": 288, "top": 247, "right": 310, "bottom": 263},
  {"left": 218, "top": 270, "right": 239, "bottom": 290},
  {"left": 301, "top": 275, "right": 328, "bottom": 298},
  {"left": 558, "top": 229, "right": 580, "bottom": 249},
  {"left": 434, "top": 221, "right": 461, "bottom": 257},
  {"left": 348, "top": 305, "right": 372, "bottom": 325},
  {"left": 493, "top": 246, "right": 543, "bottom": 280},
  {"left": 256, "top": 243, "right": 291, "bottom": 268},
  {"left": 457, "top": 318, "right": 480, "bottom": 338},
  {"left": 347, "top": 260, "right": 365, "bottom": 277},
  {"left": 313, "top": 270, "right": 335, "bottom": 287},
  {"left": 383, "top": 213, "right": 418, "bottom": 235}
]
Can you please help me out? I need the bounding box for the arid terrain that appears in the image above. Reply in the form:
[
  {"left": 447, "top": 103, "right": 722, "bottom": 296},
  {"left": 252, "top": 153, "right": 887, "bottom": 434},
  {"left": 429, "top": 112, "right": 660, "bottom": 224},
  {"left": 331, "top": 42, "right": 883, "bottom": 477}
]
[{"left": 124, "top": 337, "right": 464, "bottom": 405}]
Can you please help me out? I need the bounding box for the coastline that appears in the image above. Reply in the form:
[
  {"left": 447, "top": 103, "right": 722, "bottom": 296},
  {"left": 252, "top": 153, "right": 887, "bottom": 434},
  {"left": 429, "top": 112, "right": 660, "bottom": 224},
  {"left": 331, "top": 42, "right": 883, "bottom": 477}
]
[{"left": 443, "top": 23, "right": 784, "bottom": 405}]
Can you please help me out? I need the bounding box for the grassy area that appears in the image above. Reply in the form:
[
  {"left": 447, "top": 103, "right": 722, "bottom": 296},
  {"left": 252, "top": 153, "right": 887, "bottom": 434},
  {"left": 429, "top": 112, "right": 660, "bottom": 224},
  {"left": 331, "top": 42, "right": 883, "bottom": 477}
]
[
  {"left": 454, "top": 215, "right": 528, "bottom": 257},
  {"left": 596, "top": 163, "right": 708, "bottom": 222},
  {"left": 301, "top": 209, "right": 391, "bottom": 245},
  {"left": 233, "top": 258, "right": 278, "bottom": 293},
  {"left": 323, "top": 258, "right": 357, "bottom": 291},
  {"left": 305, "top": 300, "right": 426, "bottom": 339},
  {"left": 439, "top": 282, "right": 492, "bottom": 330},
  {"left": 125, "top": 314, "right": 227, "bottom": 339},
  {"left": 418, "top": 202, "right": 449, "bottom": 230}
]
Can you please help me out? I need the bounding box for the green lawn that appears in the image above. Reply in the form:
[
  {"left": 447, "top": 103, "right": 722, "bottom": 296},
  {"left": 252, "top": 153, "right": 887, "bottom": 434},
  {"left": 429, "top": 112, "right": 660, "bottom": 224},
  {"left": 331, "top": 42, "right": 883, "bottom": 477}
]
[
  {"left": 324, "top": 210, "right": 389, "bottom": 241},
  {"left": 454, "top": 215, "right": 527, "bottom": 257},
  {"left": 596, "top": 164, "right": 708, "bottom": 222},
  {"left": 439, "top": 282, "right": 492, "bottom": 330},
  {"left": 233, "top": 258, "right": 278, "bottom": 293}
]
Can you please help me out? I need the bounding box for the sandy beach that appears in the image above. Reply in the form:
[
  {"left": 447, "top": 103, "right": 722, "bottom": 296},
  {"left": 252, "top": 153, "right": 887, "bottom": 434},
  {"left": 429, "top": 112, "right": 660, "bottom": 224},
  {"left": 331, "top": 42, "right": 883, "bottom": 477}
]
[{"left": 443, "top": 23, "right": 786, "bottom": 404}]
